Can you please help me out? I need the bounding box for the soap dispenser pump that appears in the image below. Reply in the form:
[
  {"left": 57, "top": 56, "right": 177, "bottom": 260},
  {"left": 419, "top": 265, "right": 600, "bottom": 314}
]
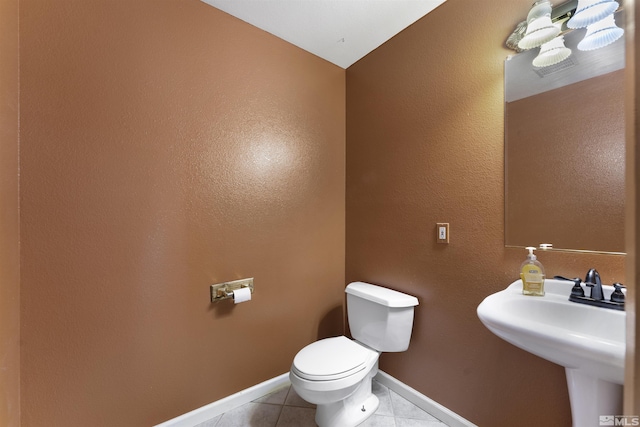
[{"left": 520, "top": 246, "right": 546, "bottom": 296}]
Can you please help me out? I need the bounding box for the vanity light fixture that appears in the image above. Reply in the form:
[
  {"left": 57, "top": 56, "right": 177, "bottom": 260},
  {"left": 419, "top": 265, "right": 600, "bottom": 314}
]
[
  {"left": 533, "top": 35, "right": 573, "bottom": 66},
  {"left": 518, "top": 0, "right": 562, "bottom": 50},
  {"left": 577, "top": 13, "right": 624, "bottom": 50},
  {"left": 567, "top": 0, "right": 620, "bottom": 28},
  {"left": 507, "top": 0, "right": 623, "bottom": 67}
]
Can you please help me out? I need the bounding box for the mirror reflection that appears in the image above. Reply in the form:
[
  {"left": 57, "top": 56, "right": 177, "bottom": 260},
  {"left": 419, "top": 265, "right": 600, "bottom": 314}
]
[{"left": 504, "top": 12, "right": 625, "bottom": 254}]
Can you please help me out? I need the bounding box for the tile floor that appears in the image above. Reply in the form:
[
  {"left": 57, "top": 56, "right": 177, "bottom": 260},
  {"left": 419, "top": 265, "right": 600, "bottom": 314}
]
[{"left": 194, "top": 379, "right": 450, "bottom": 427}]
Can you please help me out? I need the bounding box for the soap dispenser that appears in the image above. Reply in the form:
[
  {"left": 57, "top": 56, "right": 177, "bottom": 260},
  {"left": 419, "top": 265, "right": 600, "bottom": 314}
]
[{"left": 520, "top": 246, "right": 546, "bottom": 296}]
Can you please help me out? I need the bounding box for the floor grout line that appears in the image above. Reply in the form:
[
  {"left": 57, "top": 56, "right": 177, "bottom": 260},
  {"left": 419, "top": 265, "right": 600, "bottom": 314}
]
[{"left": 196, "top": 380, "right": 449, "bottom": 427}]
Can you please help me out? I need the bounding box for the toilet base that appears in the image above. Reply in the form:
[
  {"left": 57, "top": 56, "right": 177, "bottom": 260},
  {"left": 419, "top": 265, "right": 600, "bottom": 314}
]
[{"left": 314, "top": 373, "right": 379, "bottom": 427}]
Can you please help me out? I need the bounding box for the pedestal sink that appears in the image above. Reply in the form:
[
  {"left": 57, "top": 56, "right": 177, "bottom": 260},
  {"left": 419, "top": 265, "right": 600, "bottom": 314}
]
[{"left": 477, "top": 278, "right": 625, "bottom": 427}]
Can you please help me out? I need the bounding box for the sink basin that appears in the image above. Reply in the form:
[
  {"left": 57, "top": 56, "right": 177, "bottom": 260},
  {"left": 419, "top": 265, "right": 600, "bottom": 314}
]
[
  {"left": 477, "top": 278, "right": 625, "bottom": 384},
  {"left": 478, "top": 278, "right": 626, "bottom": 427}
]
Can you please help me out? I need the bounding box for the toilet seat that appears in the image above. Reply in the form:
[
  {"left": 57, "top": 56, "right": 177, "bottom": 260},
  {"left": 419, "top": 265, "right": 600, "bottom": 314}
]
[{"left": 292, "top": 336, "right": 377, "bottom": 381}]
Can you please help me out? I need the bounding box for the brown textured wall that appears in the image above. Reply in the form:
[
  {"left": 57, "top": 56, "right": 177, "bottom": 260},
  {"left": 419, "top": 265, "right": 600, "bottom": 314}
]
[
  {"left": 0, "top": 0, "right": 20, "bottom": 425},
  {"left": 346, "top": 0, "right": 625, "bottom": 426},
  {"left": 624, "top": 0, "right": 639, "bottom": 412},
  {"left": 20, "top": 0, "right": 345, "bottom": 426}
]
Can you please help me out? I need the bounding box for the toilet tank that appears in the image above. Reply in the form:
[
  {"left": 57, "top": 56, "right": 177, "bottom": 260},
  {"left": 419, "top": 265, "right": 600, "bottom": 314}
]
[{"left": 345, "top": 282, "right": 419, "bottom": 352}]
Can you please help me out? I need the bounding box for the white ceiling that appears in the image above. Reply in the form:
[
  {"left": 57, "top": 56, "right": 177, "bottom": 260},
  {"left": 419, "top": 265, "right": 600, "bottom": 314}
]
[{"left": 200, "top": 0, "right": 447, "bottom": 69}]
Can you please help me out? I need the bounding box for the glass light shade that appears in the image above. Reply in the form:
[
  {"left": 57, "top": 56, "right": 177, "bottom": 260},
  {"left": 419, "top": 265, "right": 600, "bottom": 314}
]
[
  {"left": 532, "top": 36, "right": 572, "bottom": 67},
  {"left": 577, "top": 13, "right": 624, "bottom": 50},
  {"left": 567, "top": 0, "right": 619, "bottom": 29},
  {"left": 518, "top": 1, "right": 561, "bottom": 50}
]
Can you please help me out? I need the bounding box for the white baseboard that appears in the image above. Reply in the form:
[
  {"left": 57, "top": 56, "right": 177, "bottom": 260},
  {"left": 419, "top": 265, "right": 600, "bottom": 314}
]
[
  {"left": 374, "top": 371, "right": 477, "bottom": 427},
  {"left": 155, "top": 370, "right": 476, "bottom": 427},
  {"left": 154, "top": 373, "right": 291, "bottom": 427}
]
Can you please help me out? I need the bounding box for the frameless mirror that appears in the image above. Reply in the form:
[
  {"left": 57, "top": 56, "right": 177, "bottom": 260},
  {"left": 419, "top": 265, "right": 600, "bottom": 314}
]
[{"left": 504, "top": 11, "right": 625, "bottom": 254}]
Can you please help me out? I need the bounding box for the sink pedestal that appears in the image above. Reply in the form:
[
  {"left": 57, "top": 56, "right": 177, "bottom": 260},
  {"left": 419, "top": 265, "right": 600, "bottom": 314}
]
[{"left": 566, "top": 369, "right": 622, "bottom": 427}]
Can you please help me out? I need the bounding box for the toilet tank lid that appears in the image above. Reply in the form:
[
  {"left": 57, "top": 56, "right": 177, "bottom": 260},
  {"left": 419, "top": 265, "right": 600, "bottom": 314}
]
[{"left": 345, "top": 282, "right": 419, "bottom": 307}]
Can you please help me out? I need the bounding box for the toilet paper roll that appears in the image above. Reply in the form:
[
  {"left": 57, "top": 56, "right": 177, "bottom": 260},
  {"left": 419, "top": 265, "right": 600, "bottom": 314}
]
[{"left": 233, "top": 287, "right": 252, "bottom": 304}]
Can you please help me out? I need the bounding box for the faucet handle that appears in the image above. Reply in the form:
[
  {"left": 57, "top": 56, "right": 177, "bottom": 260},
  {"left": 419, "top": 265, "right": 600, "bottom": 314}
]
[
  {"left": 611, "top": 283, "right": 625, "bottom": 303},
  {"left": 554, "top": 276, "right": 584, "bottom": 297}
]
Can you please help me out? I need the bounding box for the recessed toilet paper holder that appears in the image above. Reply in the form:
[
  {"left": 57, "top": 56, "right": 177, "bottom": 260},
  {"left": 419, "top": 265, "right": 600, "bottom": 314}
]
[{"left": 210, "top": 278, "right": 254, "bottom": 303}]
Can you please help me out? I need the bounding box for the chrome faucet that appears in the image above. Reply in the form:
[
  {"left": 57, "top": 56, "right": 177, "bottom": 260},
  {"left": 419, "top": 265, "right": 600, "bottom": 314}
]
[{"left": 584, "top": 268, "right": 603, "bottom": 300}]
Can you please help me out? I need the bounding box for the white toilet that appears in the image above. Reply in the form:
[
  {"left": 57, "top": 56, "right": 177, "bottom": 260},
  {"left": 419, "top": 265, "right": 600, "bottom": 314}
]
[{"left": 289, "top": 281, "right": 419, "bottom": 427}]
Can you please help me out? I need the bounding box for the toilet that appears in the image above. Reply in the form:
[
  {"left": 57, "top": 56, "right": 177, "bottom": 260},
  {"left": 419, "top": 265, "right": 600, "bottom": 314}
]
[{"left": 289, "top": 281, "right": 419, "bottom": 427}]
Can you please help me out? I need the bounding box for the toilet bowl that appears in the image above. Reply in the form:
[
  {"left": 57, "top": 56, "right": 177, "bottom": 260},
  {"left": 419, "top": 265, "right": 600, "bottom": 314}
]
[
  {"left": 289, "top": 282, "right": 419, "bottom": 427},
  {"left": 290, "top": 336, "right": 380, "bottom": 426}
]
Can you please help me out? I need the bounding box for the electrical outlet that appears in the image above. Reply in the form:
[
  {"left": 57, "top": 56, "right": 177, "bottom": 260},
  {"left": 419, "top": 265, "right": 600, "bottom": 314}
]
[{"left": 437, "top": 223, "right": 449, "bottom": 244}]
